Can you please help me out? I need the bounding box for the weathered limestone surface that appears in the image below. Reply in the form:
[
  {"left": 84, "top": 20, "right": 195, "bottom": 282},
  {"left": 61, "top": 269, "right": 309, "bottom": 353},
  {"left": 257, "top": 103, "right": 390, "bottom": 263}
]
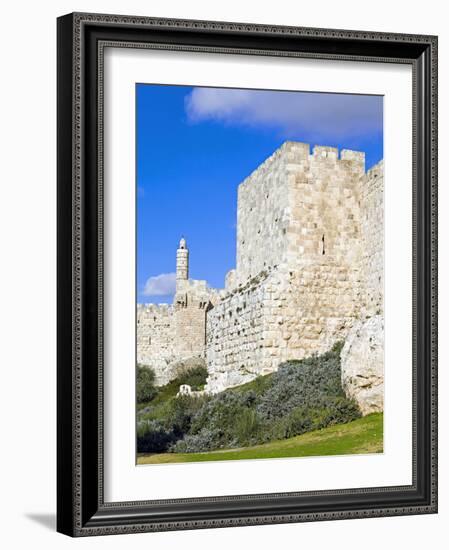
[
  {"left": 337, "top": 162, "right": 384, "bottom": 414},
  {"left": 137, "top": 141, "right": 384, "bottom": 410},
  {"left": 359, "top": 161, "right": 384, "bottom": 317},
  {"left": 341, "top": 315, "right": 384, "bottom": 415},
  {"left": 137, "top": 304, "right": 174, "bottom": 386},
  {"left": 205, "top": 261, "right": 361, "bottom": 393}
]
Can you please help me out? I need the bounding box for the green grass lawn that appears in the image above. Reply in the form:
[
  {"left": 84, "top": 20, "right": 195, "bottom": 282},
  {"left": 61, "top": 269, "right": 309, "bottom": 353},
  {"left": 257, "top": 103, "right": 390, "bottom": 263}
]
[{"left": 137, "top": 412, "right": 383, "bottom": 464}]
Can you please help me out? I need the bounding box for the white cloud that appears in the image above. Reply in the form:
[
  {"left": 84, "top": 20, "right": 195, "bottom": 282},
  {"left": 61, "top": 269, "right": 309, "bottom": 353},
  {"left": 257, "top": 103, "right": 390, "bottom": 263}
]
[
  {"left": 185, "top": 87, "right": 382, "bottom": 139},
  {"left": 142, "top": 272, "right": 176, "bottom": 296}
]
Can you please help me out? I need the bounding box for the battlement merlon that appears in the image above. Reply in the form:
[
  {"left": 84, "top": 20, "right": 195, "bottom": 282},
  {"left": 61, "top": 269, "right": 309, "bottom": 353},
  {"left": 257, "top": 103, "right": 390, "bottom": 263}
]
[
  {"left": 238, "top": 142, "right": 367, "bottom": 193},
  {"left": 137, "top": 303, "right": 174, "bottom": 324},
  {"left": 313, "top": 145, "right": 338, "bottom": 160},
  {"left": 137, "top": 303, "right": 173, "bottom": 311},
  {"left": 175, "top": 278, "right": 221, "bottom": 306},
  {"left": 340, "top": 149, "right": 366, "bottom": 170}
]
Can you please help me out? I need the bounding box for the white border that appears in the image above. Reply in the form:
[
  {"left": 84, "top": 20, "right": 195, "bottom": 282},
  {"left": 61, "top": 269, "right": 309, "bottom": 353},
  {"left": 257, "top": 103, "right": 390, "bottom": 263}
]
[{"left": 104, "top": 47, "right": 413, "bottom": 503}]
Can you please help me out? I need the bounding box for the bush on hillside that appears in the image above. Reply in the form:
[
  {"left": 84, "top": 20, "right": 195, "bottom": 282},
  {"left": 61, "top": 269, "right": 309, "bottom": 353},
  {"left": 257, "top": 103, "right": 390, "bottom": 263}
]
[
  {"left": 169, "top": 429, "right": 221, "bottom": 453},
  {"left": 163, "top": 394, "right": 210, "bottom": 433},
  {"left": 137, "top": 419, "right": 180, "bottom": 453},
  {"left": 136, "top": 365, "right": 158, "bottom": 404},
  {"left": 137, "top": 394, "right": 210, "bottom": 453},
  {"left": 256, "top": 350, "right": 349, "bottom": 421},
  {"left": 170, "top": 391, "right": 259, "bottom": 452}
]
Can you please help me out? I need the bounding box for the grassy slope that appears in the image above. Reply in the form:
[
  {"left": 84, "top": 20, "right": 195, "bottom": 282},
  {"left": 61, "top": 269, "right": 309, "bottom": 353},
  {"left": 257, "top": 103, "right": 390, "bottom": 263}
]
[{"left": 137, "top": 412, "right": 383, "bottom": 464}]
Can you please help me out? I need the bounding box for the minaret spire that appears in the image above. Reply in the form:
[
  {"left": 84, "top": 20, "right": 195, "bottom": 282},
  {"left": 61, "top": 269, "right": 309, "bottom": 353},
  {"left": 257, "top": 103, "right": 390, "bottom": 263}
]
[{"left": 176, "top": 237, "right": 189, "bottom": 289}]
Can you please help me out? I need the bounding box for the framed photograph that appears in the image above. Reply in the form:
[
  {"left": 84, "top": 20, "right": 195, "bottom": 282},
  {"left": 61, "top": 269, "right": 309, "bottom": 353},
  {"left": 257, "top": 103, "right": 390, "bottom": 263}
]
[{"left": 57, "top": 12, "right": 438, "bottom": 536}]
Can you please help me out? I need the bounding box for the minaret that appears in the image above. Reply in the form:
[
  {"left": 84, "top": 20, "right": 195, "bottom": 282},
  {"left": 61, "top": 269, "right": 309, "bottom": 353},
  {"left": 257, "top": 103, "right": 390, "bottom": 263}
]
[{"left": 176, "top": 237, "right": 189, "bottom": 290}]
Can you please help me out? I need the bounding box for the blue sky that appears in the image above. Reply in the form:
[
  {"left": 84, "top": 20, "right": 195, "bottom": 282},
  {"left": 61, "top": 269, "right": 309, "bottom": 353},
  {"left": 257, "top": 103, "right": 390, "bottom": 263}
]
[{"left": 136, "top": 84, "right": 383, "bottom": 304}]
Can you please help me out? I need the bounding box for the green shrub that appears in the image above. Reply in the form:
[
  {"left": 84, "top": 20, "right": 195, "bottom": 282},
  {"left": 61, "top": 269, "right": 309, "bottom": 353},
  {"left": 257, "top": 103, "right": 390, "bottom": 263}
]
[
  {"left": 234, "top": 408, "right": 263, "bottom": 446},
  {"left": 136, "top": 365, "right": 158, "bottom": 404},
  {"left": 137, "top": 419, "right": 180, "bottom": 453},
  {"left": 168, "top": 391, "right": 259, "bottom": 452},
  {"left": 170, "top": 403, "right": 275, "bottom": 452},
  {"left": 282, "top": 407, "right": 314, "bottom": 439},
  {"left": 137, "top": 394, "right": 210, "bottom": 454},
  {"left": 330, "top": 340, "right": 345, "bottom": 355},
  {"left": 315, "top": 396, "right": 361, "bottom": 427},
  {"left": 170, "top": 429, "right": 220, "bottom": 453},
  {"left": 191, "top": 392, "right": 256, "bottom": 434},
  {"left": 230, "top": 373, "right": 273, "bottom": 396},
  {"left": 255, "top": 349, "right": 348, "bottom": 420},
  {"left": 163, "top": 394, "right": 209, "bottom": 433},
  {"left": 137, "top": 399, "right": 173, "bottom": 424}
]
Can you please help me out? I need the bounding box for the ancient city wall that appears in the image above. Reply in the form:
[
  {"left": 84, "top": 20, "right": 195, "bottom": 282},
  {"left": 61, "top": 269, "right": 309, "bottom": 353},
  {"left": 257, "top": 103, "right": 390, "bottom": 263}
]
[
  {"left": 137, "top": 304, "right": 174, "bottom": 385},
  {"left": 138, "top": 277, "right": 219, "bottom": 385},
  {"left": 265, "top": 261, "right": 362, "bottom": 360},
  {"left": 236, "top": 143, "right": 298, "bottom": 284},
  {"left": 339, "top": 160, "right": 384, "bottom": 415},
  {"left": 205, "top": 259, "right": 363, "bottom": 393},
  {"left": 359, "top": 160, "right": 384, "bottom": 317},
  {"left": 205, "top": 270, "right": 272, "bottom": 391}
]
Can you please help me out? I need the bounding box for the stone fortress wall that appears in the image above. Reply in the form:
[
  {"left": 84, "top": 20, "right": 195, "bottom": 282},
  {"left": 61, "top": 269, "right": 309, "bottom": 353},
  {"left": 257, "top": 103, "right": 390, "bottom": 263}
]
[
  {"left": 137, "top": 303, "right": 174, "bottom": 385},
  {"left": 137, "top": 142, "right": 384, "bottom": 411},
  {"left": 205, "top": 142, "right": 381, "bottom": 392},
  {"left": 358, "top": 160, "right": 384, "bottom": 317},
  {"left": 339, "top": 161, "right": 384, "bottom": 414}
]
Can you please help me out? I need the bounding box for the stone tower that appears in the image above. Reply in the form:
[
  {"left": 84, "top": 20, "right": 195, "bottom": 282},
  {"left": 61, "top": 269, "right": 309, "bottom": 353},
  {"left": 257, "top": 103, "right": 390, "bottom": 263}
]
[
  {"left": 173, "top": 236, "right": 219, "bottom": 368},
  {"left": 176, "top": 237, "right": 189, "bottom": 290},
  {"left": 205, "top": 141, "right": 383, "bottom": 393}
]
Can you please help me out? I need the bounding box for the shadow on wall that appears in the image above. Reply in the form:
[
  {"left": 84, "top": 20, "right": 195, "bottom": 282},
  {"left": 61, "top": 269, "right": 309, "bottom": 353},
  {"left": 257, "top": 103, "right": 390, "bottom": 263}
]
[{"left": 25, "top": 513, "right": 56, "bottom": 531}]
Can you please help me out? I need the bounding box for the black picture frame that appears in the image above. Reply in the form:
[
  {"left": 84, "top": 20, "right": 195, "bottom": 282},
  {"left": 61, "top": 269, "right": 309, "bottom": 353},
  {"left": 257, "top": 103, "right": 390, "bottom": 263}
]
[{"left": 57, "top": 12, "right": 438, "bottom": 537}]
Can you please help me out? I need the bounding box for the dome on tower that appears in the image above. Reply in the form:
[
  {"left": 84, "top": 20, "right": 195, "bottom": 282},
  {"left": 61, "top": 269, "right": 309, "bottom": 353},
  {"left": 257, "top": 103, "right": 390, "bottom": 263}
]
[{"left": 179, "top": 237, "right": 187, "bottom": 250}]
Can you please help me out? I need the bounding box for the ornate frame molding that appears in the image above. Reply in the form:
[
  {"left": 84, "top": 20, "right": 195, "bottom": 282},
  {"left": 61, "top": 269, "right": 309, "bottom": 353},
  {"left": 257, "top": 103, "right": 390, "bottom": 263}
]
[{"left": 57, "top": 12, "right": 437, "bottom": 536}]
